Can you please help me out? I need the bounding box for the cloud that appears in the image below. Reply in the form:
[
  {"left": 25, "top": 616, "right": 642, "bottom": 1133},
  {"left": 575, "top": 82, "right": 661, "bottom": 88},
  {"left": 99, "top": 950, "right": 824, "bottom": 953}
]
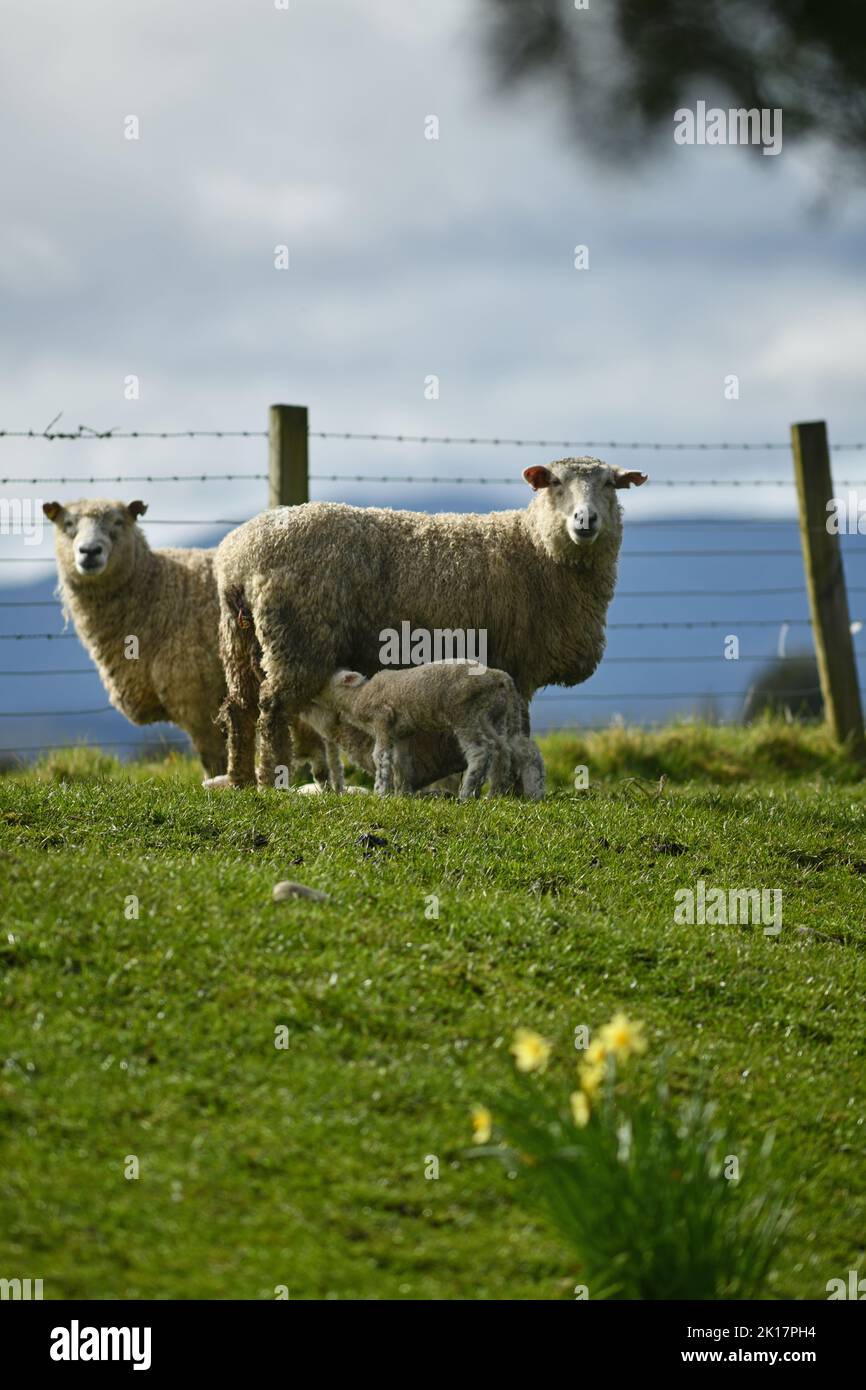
[{"left": 1, "top": 0, "right": 865, "bottom": 594}]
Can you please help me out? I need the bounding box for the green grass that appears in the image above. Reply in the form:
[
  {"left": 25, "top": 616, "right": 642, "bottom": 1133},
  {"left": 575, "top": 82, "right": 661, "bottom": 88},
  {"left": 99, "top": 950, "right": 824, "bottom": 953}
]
[{"left": 0, "top": 720, "right": 864, "bottom": 1300}]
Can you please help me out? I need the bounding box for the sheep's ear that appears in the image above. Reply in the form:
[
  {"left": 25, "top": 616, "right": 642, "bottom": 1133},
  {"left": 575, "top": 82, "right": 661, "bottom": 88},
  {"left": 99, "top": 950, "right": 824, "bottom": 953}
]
[
  {"left": 611, "top": 468, "right": 648, "bottom": 489},
  {"left": 335, "top": 670, "right": 366, "bottom": 688},
  {"left": 43, "top": 501, "right": 65, "bottom": 524},
  {"left": 127, "top": 500, "right": 148, "bottom": 520},
  {"left": 523, "top": 465, "right": 555, "bottom": 490}
]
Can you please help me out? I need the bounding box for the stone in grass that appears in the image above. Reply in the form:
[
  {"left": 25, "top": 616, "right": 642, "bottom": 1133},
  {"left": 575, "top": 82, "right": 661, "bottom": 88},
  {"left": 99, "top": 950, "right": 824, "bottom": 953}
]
[{"left": 272, "top": 881, "right": 330, "bottom": 904}]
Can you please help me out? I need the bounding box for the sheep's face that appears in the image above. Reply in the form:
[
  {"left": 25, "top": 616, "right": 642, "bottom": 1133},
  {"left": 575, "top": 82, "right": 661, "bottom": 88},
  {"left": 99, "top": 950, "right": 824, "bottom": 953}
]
[
  {"left": 524, "top": 458, "right": 647, "bottom": 554},
  {"left": 42, "top": 499, "right": 148, "bottom": 578}
]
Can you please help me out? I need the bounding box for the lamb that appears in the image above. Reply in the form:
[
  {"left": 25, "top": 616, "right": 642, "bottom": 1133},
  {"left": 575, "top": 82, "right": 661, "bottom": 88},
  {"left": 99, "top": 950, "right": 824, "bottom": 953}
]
[
  {"left": 42, "top": 498, "right": 333, "bottom": 780},
  {"left": 489, "top": 689, "right": 547, "bottom": 801},
  {"left": 213, "top": 457, "right": 647, "bottom": 788},
  {"left": 311, "top": 661, "right": 516, "bottom": 798}
]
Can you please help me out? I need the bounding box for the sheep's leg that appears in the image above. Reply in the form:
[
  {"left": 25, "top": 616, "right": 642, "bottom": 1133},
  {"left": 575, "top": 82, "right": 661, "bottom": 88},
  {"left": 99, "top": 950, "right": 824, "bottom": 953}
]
[
  {"left": 217, "top": 608, "right": 259, "bottom": 788},
  {"left": 253, "top": 593, "right": 333, "bottom": 791},
  {"left": 257, "top": 678, "right": 295, "bottom": 790},
  {"left": 291, "top": 718, "right": 329, "bottom": 788},
  {"left": 190, "top": 723, "right": 228, "bottom": 778}
]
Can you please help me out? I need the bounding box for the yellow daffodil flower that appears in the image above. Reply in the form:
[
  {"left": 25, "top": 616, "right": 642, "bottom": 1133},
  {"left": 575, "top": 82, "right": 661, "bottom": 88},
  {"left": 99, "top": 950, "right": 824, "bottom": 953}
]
[
  {"left": 510, "top": 1027, "right": 552, "bottom": 1074},
  {"left": 472, "top": 1105, "right": 492, "bottom": 1144},
  {"left": 598, "top": 1012, "right": 647, "bottom": 1063},
  {"left": 570, "top": 1090, "right": 591, "bottom": 1128}
]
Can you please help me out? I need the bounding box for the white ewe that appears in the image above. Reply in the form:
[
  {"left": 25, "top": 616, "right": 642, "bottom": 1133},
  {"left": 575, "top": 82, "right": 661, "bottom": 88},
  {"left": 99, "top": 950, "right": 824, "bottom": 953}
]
[{"left": 213, "top": 459, "right": 646, "bottom": 787}]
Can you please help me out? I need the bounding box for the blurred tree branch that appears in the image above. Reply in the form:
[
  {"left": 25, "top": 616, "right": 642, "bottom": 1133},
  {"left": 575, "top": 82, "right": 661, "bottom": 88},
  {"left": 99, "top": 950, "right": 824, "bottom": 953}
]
[{"left": 481, "top": 0, "right": 866, "bottom": 165}]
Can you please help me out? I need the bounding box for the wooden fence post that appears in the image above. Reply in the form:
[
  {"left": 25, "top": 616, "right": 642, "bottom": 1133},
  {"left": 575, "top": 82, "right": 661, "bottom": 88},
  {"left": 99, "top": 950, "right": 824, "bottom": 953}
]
[
  {"left": 790, "top": 419, "right": 866, "bottom": 761},
  {"left": 268, "top": 404, "right": 309, "bottom": 508}
]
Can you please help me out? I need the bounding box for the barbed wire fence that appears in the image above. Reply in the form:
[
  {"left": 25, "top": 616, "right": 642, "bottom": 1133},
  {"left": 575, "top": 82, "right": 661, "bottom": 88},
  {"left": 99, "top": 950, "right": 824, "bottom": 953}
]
[{"left": 1, "top": 407, "right": 864, "bottom": 762}]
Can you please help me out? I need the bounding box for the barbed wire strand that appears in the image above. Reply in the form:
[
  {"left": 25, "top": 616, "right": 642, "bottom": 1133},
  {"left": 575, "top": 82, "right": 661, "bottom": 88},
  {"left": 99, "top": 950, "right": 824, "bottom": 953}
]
[
  {"left": 2, "top": 424, "right": 866, "bottom": 450},
  {"left": 3, "top": 650, "right": 855, "bottom": 680},
  {"left": 0, "top": 619, "right": 845, "bottom": 639},
  {"left": 7, "top": 587, "right": 865, "bottom": 605},
  {"left": 4, "top": 473, "right": 866, "bottom": 488}
]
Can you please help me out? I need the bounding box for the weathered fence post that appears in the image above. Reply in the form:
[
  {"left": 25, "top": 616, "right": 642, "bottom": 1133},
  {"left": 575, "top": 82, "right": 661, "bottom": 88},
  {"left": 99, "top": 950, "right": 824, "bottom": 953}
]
[
  {"left": 268, "top": 404, "right": 309, "bottom": 508},
  {"left": 790, "top": 419, "right": 866, "bottom": 761}
]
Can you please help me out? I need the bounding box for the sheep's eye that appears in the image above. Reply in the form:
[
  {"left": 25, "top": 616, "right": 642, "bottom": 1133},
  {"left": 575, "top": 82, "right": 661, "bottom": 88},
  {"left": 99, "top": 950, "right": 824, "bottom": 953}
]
[
  {"left": 605, "top": 479, "right": 616, "bottom": 489},
  {"left": 550, "top": 478, "right": 562, "bottom": 487}
]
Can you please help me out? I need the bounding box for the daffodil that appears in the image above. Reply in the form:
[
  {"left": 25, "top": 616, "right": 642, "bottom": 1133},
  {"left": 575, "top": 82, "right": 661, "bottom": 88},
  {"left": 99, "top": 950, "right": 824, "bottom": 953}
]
[
  {"left": 578, "top": 1060, "right": 606, "bottom": 1098},
  {"left": 584, "top": 1038, "right": 607, "bottom": 1068},
  {"left": 598, "top": 1012, "right": 647, "bottom": 1063},
  {"left": 510, "top": 1027, "right": 552, "bottom": 1074},
  {"left": 570, "top": 1090, "right": 591, "bottom": 1128},
  {"left": 472, "top": 1105, "right": 492, "bottom": 1144}
]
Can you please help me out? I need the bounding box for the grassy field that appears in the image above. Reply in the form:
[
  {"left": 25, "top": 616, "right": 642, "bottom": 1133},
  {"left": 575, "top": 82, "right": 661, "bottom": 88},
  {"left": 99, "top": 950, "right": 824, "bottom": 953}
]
[{"left": 1, "top": 720, "right": 864, "bottom": 1300}]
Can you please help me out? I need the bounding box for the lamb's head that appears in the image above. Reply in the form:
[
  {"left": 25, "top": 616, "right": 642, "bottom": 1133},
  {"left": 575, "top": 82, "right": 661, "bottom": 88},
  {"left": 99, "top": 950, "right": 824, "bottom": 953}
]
[
  {"left": 523, "top": 458, "right": 647, "bottom": 561},
  {"left": 42, "top": 498, "right": 148, "bottom": 581},
  {"left": 313, "top": 669, "right": 369, "bottom": 710}
]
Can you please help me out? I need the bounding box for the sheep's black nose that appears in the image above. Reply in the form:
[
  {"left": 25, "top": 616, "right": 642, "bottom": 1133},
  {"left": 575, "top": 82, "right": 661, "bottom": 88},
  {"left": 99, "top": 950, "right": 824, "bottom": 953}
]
[
  {"left": 574, "top": 509, "right": 598, "bottom": 534},
  {"left": 78, "top": 543, "right": 103, "bottom": 556}
]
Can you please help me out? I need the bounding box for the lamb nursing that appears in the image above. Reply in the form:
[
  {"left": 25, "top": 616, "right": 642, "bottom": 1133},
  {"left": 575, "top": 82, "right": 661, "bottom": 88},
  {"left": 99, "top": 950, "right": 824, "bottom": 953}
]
[
  {"left": 214, "top": 458, "right": 647, "bottom": 788},
  {"left": 310, "top": 661, "right": 542, "bottom": 800}
]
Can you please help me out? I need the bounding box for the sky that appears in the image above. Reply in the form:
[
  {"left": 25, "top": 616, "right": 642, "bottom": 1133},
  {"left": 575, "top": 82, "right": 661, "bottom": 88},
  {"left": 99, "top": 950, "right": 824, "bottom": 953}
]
[{"left": 1, "top": 0, "right": 865, "bottom": 743}]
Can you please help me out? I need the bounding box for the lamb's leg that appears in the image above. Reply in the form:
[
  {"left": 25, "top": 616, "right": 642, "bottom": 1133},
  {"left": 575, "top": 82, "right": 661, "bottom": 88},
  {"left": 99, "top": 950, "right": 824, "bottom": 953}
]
[
  {"left": 392, "top": 739, "right": 415, "bottom": 795},
  {"left": 487, "top": 736, "right": 513, "bottom": 796},
  {"left": 217, "top": 608, "right": 259, "bottom": 788},
  {"left": 372, "top": 735, "right": 395, "bottom": 795},
  {"left": 455, "top": 726, "right": 494, "bottom": 800},
  {"left": 519, "top": 738, "right": 546, "bottom": 800},
  {"left": 326, "top": 740, "right": 345, "bottom": 792},
  {"left": 484, "top": 705, "right": 515, "bottom": 796}
]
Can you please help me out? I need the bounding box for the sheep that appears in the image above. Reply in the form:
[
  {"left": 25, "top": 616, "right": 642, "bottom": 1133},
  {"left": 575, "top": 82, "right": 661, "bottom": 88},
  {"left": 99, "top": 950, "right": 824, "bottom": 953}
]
[
  {"left": 213, "top": 457, "right": 647, "bottom": 788},
  {"left": 310, "top": 661, "right": 515, "bottom": 798},
  {"left": 42, "top": 498, "right": 334, "bottom": 781}
]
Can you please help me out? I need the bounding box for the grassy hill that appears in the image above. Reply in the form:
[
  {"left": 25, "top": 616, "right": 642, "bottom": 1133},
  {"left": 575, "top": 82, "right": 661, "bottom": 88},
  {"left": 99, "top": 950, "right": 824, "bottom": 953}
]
[{"left": 1, "top": 720, "right": 864, "bottom": 1299}]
